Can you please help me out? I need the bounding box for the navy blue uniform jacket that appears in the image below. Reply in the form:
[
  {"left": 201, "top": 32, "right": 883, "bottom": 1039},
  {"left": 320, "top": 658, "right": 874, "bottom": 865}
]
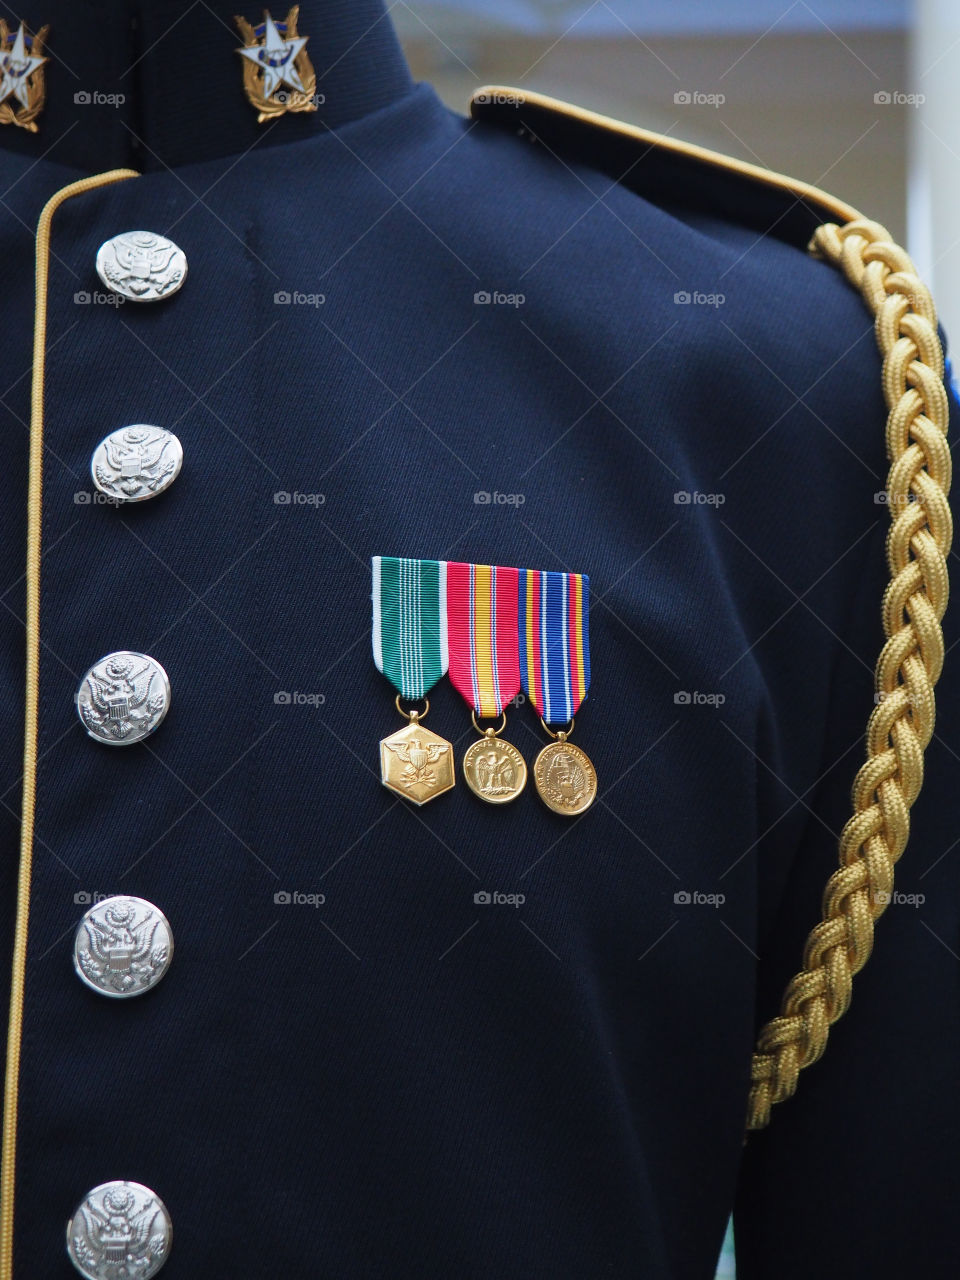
[{"left": 1, "top": 2, "right": 958, "bottom": 1276}]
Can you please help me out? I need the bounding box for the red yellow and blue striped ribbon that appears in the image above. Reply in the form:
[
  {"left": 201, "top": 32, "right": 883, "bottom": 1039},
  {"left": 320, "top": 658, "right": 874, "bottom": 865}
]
[
  {"left": 446, "top": 562, "right": 521, "bottom": 717},
  {"left": 519, "top": 569, "right": 590, "bottom": 725},
  {"left": 373, "top": 557, "right": 590, "bottom": 722}
]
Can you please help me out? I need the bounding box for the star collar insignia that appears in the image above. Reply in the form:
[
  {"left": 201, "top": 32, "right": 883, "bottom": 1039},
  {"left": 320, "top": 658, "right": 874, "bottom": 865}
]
[
  {"left": 0, "top": 20, "right": 49, "bottom": 131},
  {"left": 235, "top": 6, "right": 318, "bottom": 123}
]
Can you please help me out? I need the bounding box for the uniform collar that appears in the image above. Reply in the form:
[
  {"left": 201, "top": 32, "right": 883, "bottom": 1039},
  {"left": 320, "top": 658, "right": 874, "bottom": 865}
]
[{"left": 0, "top": 0, "right": 415, "bottom": 170}]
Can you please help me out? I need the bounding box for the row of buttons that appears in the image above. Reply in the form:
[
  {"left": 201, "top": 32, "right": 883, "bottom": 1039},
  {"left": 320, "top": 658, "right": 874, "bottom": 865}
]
[{"left": 63, "top": 230, "right": 188, "bottom": 1279}]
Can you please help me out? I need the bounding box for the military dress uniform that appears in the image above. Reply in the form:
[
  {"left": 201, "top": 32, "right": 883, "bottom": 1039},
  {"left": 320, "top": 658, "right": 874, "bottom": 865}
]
[{"left": 0, "top": 2, "right": 958, "bottom": 1277}]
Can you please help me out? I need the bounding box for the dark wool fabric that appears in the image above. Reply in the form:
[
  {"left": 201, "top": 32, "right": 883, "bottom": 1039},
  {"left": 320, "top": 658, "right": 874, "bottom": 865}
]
[{"left": 1, "top": 3, "right": 957, "bottom": 1277}]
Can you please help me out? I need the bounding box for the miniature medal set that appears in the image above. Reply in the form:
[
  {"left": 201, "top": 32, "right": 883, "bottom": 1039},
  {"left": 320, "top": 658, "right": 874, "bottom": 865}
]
[{"left": 372, "top": 557, "right": 596, "bottom": 815}]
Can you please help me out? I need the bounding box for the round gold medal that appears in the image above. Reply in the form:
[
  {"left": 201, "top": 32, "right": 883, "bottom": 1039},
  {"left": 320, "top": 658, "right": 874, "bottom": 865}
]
[
  {"left": 533, "top": 739, "right": 597, "bottom": 816},
  {"left": 463, "top": 731, "right": 527, "bottom": 804}
]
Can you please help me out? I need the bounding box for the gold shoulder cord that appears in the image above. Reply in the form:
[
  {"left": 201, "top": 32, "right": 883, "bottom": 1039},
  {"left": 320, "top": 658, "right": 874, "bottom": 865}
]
[
  {"left": 0, "top": 168, "right": 137, "bottom": 1280},
  {"left": 748, "top": 219, "right": 952, "bottom": 1129}
]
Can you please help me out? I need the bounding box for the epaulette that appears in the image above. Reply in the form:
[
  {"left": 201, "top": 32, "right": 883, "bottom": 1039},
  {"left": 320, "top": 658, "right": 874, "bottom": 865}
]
[
  {"left": 476, "top": 86, "right": 952, "bottom": 1135},
  {"left": 470, "top": 86, "right": 860, "bottom": 249}
]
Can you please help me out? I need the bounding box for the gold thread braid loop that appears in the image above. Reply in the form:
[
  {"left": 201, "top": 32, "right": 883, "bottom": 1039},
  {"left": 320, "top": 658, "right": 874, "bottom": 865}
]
[{"left": 747, "top": 219, "right": 952, "bottom": 1130}]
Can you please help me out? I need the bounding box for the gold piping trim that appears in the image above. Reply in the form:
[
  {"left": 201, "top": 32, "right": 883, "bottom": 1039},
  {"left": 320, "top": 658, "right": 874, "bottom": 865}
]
[
  {"left": 470, "top": 86, "right": 863, "bottom": 225},
  {"left": 0, "top": 167, "right": 138, "bottom": 1280}
]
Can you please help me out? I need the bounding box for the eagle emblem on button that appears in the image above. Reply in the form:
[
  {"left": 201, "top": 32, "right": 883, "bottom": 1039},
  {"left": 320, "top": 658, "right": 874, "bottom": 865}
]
[
  {"left": 91, "top": 426, "right": 183, "bottom": 503},
  {"left": 95, "top": 231, "right": 187, "bottom": 302},
  {"left": 67, "top": 1181, "right": 171, "bottom": 1279},
  {"left": 73, "top": 896, "right": 174, "bottom": 999},
  {"left": 76, "top": 652, "right": 171, "bottom": 746}
]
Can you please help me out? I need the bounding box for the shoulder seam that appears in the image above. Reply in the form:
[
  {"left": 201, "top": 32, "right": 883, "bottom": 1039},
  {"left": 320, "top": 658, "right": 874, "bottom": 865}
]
[{"left": 470, "top": 86, "right": 861, "bottom": 227}]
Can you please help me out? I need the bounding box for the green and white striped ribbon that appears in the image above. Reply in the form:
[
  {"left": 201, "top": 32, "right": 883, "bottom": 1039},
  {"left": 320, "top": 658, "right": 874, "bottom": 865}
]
[{"left": 372, "top": 556, "right": 448, "bottom": 699}]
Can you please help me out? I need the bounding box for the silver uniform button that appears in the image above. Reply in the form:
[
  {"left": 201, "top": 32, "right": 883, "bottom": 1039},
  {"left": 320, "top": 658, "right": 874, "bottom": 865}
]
[
  {"left": 95, "top": 230, "right": 187, "bottom": 302},
  {"left": 73, "top": 895, "right": 173, "bottom": 998},
  {"left": 67, "top": 1180, "right": 172, "bottom": 1279},
  {"left": 91, "top": 425, "right": 183, "bottom": 503},
  {"left": 76, "top": 652, "right": 171, "bottom": 746}
]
